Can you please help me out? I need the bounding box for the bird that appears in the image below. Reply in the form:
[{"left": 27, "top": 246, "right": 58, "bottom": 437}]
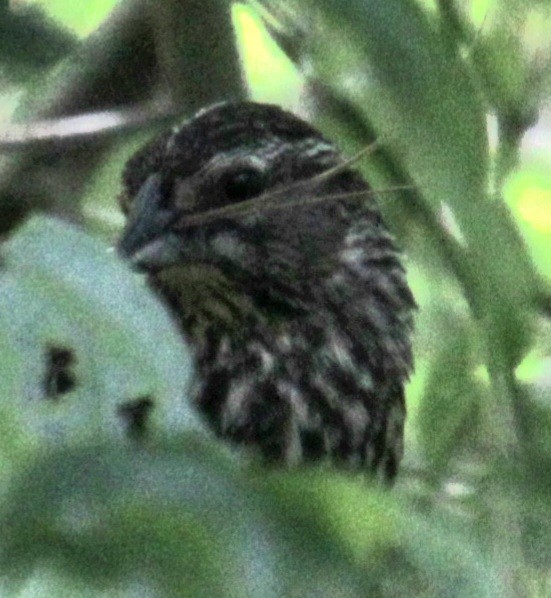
[{"left": 117, "top": 102, "right": 415, "bottom": 481}]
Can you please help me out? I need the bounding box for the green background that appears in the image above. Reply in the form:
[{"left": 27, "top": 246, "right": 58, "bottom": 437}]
[{"left": 0, "top": 0, "right": 550, "bottom": 595}]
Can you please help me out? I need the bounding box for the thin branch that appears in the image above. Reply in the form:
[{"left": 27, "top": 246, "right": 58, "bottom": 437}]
[
  {"left": 177, "top": 185, "right": 414, "bottom": 228},
  {"left": 0, "top": 0, "right": 245, "bottom": 233},
  {"left": 0, "top": 100, "right": 178, "bottom": 153}
]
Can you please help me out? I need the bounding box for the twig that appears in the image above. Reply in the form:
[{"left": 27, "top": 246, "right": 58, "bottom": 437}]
[{"left": 0, "top": 101, "right": 178, "bottom": 153}]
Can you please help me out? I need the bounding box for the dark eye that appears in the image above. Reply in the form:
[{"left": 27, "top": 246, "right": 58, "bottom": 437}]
[
  {"left": 157, "top": 172, "right": 176, "bottom": 208},
  {"left": 221, "top": 167, "right": 266, "bottom": 202}
]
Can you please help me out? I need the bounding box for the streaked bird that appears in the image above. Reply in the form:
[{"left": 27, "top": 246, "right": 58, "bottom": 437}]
[{"left": 118, "top": 102, "right": 414, "bottom": 481}]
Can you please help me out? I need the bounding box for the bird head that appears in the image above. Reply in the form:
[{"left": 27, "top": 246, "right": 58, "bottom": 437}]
[{"left": 117, "top": 102, "right": 375, "bottom": 326}]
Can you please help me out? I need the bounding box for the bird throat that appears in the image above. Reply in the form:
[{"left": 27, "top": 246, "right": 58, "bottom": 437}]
[{"left": 151, "top": 263, "right": 259, "bottom": 341}]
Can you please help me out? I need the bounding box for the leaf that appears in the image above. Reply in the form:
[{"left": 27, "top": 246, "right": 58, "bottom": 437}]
[
  {"left": 0, "top": 215, "right": 202, "bottom": 450},
  {"left": 0, "top": 440, "right": 368, "bottom": 597},
  {"left": 0, "top": 437, "right": 502, "bottom": 597},
  {"left": 417, "top": 313, "right": 482, "bottom": 475},
  {"left": 0, "top": 440, "right": 246, "bottom": 595},
  {"left": 0, "top": 3, "right": 76, "bottom": 82},
  {"left": 278, "top": 0, "right": 486, "bottom": 203},
  {"left": 253, "top": 468, "right": 501, "bottom": 597}
]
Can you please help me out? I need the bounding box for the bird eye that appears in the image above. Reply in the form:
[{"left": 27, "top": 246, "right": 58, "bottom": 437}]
[
  {"left": 157, "top": 174, "right": 176, "bottom": 208},
  {"left": 221, "top": 167, "right": 266, "bottom": 203}
]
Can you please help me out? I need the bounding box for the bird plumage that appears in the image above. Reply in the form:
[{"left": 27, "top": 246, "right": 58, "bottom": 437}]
[{"left": 118, "top": 102, "right": 415, "bottom": 480}]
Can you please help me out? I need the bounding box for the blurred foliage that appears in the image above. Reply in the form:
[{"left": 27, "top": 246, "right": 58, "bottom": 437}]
[
  {"left": 0, "top": 0, "right": 550, "bottom": 596},
  {"left": 0, "top": 1, "right": 76, "bottom": 83}
]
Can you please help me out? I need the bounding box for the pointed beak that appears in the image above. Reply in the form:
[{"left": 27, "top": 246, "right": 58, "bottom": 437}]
[{"left": 117, "top": 174, "right": 181, "bottom": 270}]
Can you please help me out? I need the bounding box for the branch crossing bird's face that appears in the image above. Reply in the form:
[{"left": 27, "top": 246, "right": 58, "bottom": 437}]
[{"left": 118, "top": 102, "right": 415, "bottom": 480}]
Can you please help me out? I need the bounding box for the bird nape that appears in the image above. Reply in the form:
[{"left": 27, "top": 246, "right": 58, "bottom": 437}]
[{"left": 117, "top": 101, "right": 415, "bottom": 482}]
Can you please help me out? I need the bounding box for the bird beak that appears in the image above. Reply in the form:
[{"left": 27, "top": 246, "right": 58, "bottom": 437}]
[{"left": 117, "top": 174, "right": 181, "bottom": 270}]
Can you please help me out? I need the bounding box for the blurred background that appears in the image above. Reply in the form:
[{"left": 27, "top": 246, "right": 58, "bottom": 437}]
[{"left": 0, "top": 0, "right": 550, "bottom": 596}]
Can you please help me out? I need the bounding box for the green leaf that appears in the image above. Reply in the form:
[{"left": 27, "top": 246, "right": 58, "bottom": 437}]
[
  {"left": 0, "top": 440, "right": 372, "bottom": 597},
  {"left": 253, "top": 469, "right": 501, "bottom": 597},
  {"left": 0, "top": 438, "right": 502, "bottom": 597},
  {"left": 0, "top": 440, "right": 247, "bottom": 595},
  {"left": 0, "top": 3, "right": 76, "bottom": 82},
  {"left": 417, "top": 313, "right": 482, "bottom": 475},
  {"left": 294, "top": 0, "right": 487, "bottom": 204},
  {"left": 0, "top": 215, "right": 201, "bottom": 450}
]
